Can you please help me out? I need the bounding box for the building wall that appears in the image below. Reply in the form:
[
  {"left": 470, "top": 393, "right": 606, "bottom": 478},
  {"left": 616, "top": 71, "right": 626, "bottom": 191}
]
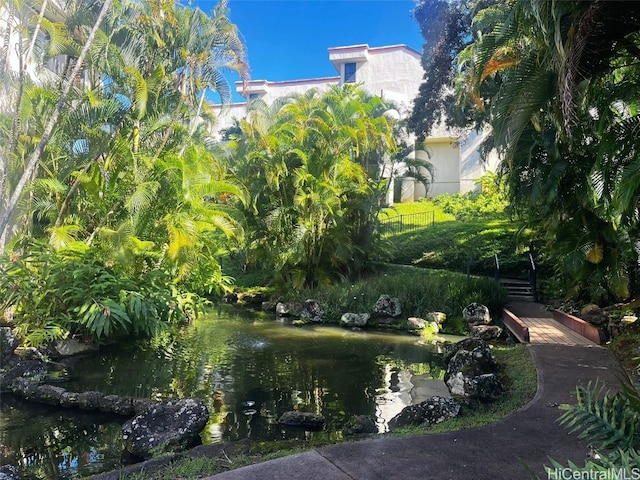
[{"left": 212, "top": 43, "right": 498, "bottom": 200}]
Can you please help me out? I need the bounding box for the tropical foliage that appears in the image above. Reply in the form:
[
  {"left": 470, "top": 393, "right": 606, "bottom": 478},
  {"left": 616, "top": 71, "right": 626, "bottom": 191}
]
[
  {"left": 0, "top": 239, "right": 200, "bottom": 345},
  {"left": 541, "top": 378, "right": 640, "bottom": 477},
  {"left": 224, "top": 85, "right": 430, "bottom": 288},
  {"left": 0, "top": 0, "right": 248, "bottom": 343},
  {"left": 413, "top": 0, "right": 640, "bottom": 303}
]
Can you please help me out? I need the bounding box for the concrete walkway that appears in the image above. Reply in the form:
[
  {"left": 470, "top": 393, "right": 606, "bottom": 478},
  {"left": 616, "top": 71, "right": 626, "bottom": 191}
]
[{"left": 204, "top": 344, "right": 620, "bottom": 480}]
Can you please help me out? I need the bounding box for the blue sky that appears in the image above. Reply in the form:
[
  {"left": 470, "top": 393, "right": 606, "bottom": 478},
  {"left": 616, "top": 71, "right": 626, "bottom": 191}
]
[{"left": 193, "top": 0, "right": 424, "bottom": 102}]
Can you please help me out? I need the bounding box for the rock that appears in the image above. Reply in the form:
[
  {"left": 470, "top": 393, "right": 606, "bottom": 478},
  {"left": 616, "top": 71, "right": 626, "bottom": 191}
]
[
  {"left": 29, "top": 384, "right": 67, "bottom": 405},
  {"left": 123, "top": 398, "right": 209, "bottom": 458},
  {"left": 0, "top": 327, "right": 19, "bottom": 365},
  {"left": 300, "top": 300, "right": 324, "bottom": 322},
  {"left": 0, "top": 464, "right": 21, "bottom": 480},
  {"left": 275, "top": 302, "right": 301, "bottom": 317},
  {"left": 388, "top": 396, "right": 461, "bottom": 429},
  {"left": 426, "top": 312, "right": 447, "bottom": 326},
  {"left": 444, "top": 338, "right": 502, "bottom": 401},
  {"left": 54, "top": 338, "right": 97, "bottom": 357},
  {"left": 278, "top": 411, "right": 325, "bottom": 429},
  {"left": 77, "top": 391, "right": 106, "bottom": 410},
  {"left": 132, "top": 398, "right": 157, "bottom": 415},
  {"left": 423, "top": 321, "right": 440, "bottom": 336},
  {"left": 462, "top": 303, "right": 491, "bottom": 327},
  {"left": 446, "top": 372, "right": 503, "bottom": 401},
  {"left": 441, "top": 338, "right": 487, "bottom": 362},
  {"left": 407, "top": 317, "right": 426, "bottom": 332},
  {"left": 470, "top": 325, "right": 503, "bottom": 340},
  {"left": 99, "top": 395, "right": 136, "bottom": 416},
  {"left": 222, "top": 291, "right": 238, "bottom": 303},
  {"left": 59, "top": 390, "right": 79, "bottom": 408},
  {"left": 373, "top": 295, "right": 402, "bottom": 318},
  {"left": 343, "top": 415, "right": 377, "bottom": 435},
  {"left": 471, "top": 373, "right": 504, "bottom": 400},
  {"left": 581, "top": 304, "right": 608, "bottom": 326},
  {"left": 341, "top": 313, "right": 370, "bottom": 328},
  {"left": 1, "top": 360, "right": 47, "bottom": 389}
]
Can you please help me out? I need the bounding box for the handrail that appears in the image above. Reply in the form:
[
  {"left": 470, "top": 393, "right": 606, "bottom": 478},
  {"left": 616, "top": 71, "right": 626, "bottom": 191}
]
[
  {"left": 494, "top": 254, "right": 500, "bottom": 283},
  {"left": 528, "top": 250, "right": 538, "bottom": 302}
]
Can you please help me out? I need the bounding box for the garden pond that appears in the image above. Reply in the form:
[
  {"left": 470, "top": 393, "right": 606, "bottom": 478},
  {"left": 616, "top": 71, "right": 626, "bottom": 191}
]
[{"left": 1, "top": 304, "right": 462, "bottom": 479}]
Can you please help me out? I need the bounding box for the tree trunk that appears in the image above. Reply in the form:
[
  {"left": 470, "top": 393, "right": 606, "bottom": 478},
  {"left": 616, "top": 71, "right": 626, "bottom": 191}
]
[{"left": 0, "top": 0, "right": 114, "bottom": 250}]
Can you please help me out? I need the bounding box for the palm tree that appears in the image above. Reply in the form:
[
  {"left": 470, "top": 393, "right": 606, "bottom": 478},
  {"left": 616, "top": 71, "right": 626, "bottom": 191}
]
[
  {"left": 451, "top": 0, "right": 640, "bottom": 301},
  {"left": 229, "top": 85, "right": 401, "bottom": 287}
]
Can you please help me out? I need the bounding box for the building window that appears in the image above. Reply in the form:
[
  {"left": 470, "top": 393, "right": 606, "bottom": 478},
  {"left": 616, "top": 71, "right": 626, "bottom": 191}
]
[
  {"left": 344, "top": 62, "right": 356, "bottom": 83},
  {"left": 248, "top": 93, "right": 260, "bottom": 101}
]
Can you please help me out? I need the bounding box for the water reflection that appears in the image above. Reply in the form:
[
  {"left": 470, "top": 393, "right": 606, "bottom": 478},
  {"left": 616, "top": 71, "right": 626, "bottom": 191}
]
[{"left": 1, "top": 304, "right": 460, "bottom": 478}]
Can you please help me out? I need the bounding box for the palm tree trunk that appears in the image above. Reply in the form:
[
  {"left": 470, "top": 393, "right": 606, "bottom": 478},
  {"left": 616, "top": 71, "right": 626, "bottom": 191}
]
[{"left": 0, "top": 0, "right": 113, "bottom": 249}]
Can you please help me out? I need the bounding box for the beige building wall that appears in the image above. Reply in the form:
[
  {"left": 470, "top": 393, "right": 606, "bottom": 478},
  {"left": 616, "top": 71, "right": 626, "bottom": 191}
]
[{"left": 212, "top": 43, "right": 498, "bottom": 200}]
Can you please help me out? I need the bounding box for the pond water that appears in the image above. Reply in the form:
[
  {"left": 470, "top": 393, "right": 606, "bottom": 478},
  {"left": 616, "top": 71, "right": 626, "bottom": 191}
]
[{"left": 1, "top": 305, "right": 460, "bottom": 479}]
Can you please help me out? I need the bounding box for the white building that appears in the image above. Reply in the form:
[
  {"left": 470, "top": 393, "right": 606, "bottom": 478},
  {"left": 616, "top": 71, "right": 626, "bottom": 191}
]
[{"left": 213, "top": 43, "right": 498, "bottom": 201}]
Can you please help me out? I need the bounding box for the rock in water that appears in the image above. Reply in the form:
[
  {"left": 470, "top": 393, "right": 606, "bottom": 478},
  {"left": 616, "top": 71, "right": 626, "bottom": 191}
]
[
  {"left": 278, "top": 411, "right": 325, "bottom": 429},
  {"left": 122, "top": 398, "right": 209, "bottom": 458}
]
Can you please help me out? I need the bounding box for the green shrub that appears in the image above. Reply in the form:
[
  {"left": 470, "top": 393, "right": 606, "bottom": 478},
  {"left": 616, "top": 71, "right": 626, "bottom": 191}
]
[
  {"left": 294, "top": 265, "right": 508, "bottom": 334},
  {"left": 431, "top": 173, "right": 509, "bottom": 220},
  {"left": 0, "top": 240, "right": 196, "bottom": 346}
]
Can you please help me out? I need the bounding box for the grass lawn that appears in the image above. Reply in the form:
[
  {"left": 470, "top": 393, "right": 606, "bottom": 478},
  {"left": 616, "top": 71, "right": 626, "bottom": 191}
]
[
  {"left": 387, "top": 216, "right": 534, "bottom": 279},
  {"left": 381, "top": 199, "right": 455, "bottom": 222}
]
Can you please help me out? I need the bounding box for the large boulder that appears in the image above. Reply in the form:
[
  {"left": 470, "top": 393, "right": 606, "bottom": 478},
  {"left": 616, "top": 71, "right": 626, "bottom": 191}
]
[
  {"left": 444, "top": 338, "right": 502, "bottom": 401},
  {"left": 407, "top": 317, "right": 426, "bottom": 332},
  {"left": 470, "top": 325, "right": 503, "bottom": 341},
  {"left": 388, "top": 396, "right": 461, "bottom": 429},
  {"left": 300, "top": 300, "right": 324, "bottom": 322},
  {"left": 373, "top": 295, "right": 402, "bottom": 318},
  {"left": 426, "top": 312, "right": 447, "bottom": 326},
  {"left": 0, "top": 327, "right": 19, "bottom": 365},
  {"left": 581, "top": 304, "right": 608, "bottom": 327},
  {"left": 462, "top": 303, "right": 491, "bottom": 327},
  {"left": 278, "top": 411, "right": 325, "bottom": 429},
  {"left": 275, "top": 302, "right": 301, "bottom": 317},
  {"left": 341, "top": 313, "right": 370, "bottom": 328},
  {"left": 122, "top": 398, "right": 209, "bottom": 458},
  {"left": 446, "top": 372, "right": 503, "bottom": 401},
  {"left": 54, "top": 338, "right": 98, "bottom": 357},
  {"left": 15, "top": 382, "right": 66, "bottom": 405},
  {"left": 98, "top": 395, "right": 136, "bottom": 416},
  {"left": 1, "top": 360, "right": 47, "bottom": 389}
]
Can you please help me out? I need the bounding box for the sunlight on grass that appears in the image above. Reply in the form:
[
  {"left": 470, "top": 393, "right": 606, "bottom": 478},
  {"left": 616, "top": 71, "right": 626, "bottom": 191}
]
[{"left": 381, "top": 200, "right": 455, "bottom": 223}]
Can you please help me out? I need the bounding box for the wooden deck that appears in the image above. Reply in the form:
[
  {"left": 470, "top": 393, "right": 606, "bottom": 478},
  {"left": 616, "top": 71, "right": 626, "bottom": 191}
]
[{"left": 503, "top": 302, "right": 598, "bottom": 346}]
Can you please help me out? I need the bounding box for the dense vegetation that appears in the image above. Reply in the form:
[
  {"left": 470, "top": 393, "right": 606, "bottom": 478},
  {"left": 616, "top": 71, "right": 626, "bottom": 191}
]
[
  {"left": 0, "top": 0, "right": 251, "bottom": 344},
  {"left": 0, "top": 0, "right": 432, "bottom": 345},
  {"left": 411, "top": 0, "right": 640, "bottom": 305},
  {"left": 222, "top": 86, "right": 428, "bottom": 289},
  {"left": 408, "top": 0, "right": 640, "bottom": 474}
]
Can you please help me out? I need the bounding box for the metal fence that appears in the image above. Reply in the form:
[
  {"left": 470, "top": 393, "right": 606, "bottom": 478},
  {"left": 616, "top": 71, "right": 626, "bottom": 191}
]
[{"left": 380, "top": 211, "right": 435, "bottom": 235}]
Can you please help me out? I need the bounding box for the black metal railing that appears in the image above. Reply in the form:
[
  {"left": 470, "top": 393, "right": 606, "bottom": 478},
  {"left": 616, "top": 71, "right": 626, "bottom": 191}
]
[
  {"left": 528, "top": 246, "right": 538, "bottom": 303},
  {"left": 494, "top": 253, "right": 500, "bottom": 283},
  {"left": 380, "top": 211, "right": 435, "bottom": 235}
]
